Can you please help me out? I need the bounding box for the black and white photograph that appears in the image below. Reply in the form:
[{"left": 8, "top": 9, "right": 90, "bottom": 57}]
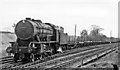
[{"left": 0, "top": 0, "right": 119, "bottom": 69}]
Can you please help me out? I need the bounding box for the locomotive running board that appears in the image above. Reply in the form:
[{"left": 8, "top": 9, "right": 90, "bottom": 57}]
[{"left": 30, "top": 41, "right": 57, "bottom": 44}]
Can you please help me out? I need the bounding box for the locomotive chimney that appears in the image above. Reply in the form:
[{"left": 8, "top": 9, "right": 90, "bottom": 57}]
[{"left": 26, "top": 18, "right": 31, "bottom": 20}]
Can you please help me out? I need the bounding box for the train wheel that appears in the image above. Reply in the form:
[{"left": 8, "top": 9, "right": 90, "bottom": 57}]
[
  {"left": 40, "top": 53, "right": 45, "bottom": 60},
  {"left": 23, "top": 53, "right": 31, "bottom": 63},
  {"left": 30, "top": 53, "right": 35, "bottom": 62},
  {"left": 14, "top": 53, "right": 19, "bottom": 63},
  {"left": 39, "top": 55, "right": 42, "bottom": 60},
  {"left": 21, "top": 54, "right": 28, "bottom": 63}
]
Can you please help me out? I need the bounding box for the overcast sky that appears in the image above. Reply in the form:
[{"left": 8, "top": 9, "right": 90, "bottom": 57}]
[{"left": 0, "top": 0, "right": 119, "bottom": 37}]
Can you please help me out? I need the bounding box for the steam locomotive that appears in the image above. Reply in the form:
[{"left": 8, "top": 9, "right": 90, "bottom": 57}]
[
  {"left": 6, "top": 18, "right": 113, "bottom": 63},
  {"left": 6, "top": 18, "right": 69, "bottom": 62}
]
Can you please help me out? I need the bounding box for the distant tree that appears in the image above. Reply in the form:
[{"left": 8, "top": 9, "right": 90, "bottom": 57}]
[
  {"left": 89, "top": 25, "right": 103, "bottom": 36},
  {"left": 98, "top": 34, "right": 107, "bottom": 41},
  {"left": 80, "top": 29, "right": 89, "bottom": 41},
  {"left": 89, "top": 25, "right": 104, "bottom": 41},
  {"left": 77, "top": 25, "right": 108, "bottom": 42},
  {"left": 80, "top": 29, "right": 88, "bottom": 37}
]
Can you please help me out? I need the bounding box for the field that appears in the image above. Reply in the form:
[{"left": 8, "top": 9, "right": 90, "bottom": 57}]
[{"left": 0, "top": 31, "right": 16, "bottom": 57}]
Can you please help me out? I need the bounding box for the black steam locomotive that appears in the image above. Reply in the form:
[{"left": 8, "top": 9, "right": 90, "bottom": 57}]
[
  {"left": 6, "top": 18, "right": 69, "bottom": 62},
  {"left": 6, "top": 18, "right": 113, "bottom": 63}
]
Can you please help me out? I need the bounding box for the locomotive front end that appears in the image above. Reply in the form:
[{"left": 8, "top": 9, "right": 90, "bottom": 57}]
[{"left": 15, "top": 19, "right": 35, "bottom": 40}]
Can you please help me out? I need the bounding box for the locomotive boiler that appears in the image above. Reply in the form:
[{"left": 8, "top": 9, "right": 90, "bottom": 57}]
[{"left": 6, "top": 18, "right": 68, "bottom": 62}]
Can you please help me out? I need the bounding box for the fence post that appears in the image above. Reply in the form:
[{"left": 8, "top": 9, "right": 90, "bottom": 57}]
[
  {"left": 97, "top": 54, "right": 99, "bottom": 59},
  {"left": 81, "top": 57, "right": 84, "bottom": 66}
]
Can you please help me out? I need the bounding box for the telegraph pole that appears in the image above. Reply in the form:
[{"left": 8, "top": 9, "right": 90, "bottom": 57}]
[
  {"left": 75, "top": 24, "right": 76, "bottom": 42},
  {"left": 110, "top": 30, "right": 112, "bottom": 43}
]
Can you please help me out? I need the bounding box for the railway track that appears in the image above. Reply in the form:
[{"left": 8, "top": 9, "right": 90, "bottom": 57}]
[
  {"left": 0, "top": 56, "right": 14, "bottom": 68},
  {"left": 0, "top": 57, "right": 13, "bottom": 64},
  {"left": 0, "top": 56, "right": 13, "bottom": 60},
  {"left": 0, "top": 43, "right": 96, "bottom": 63},
  {"left": 1, "top": 43, "right": 117, "bottom": 69},
  {"left": 9, "top": 43, "right": 117, "bottom": 68},
  {"left": 51, "top": 45, "right": 117, "bottom": 68},
  {"left": 0, "top": 58, "right": 22, "bottom": 69},
  {"left": 44, "top": 45, "right": 116, "bottom": 68},
  {"left": 1, "top": 61, "right": 22, "bottom": 70}
]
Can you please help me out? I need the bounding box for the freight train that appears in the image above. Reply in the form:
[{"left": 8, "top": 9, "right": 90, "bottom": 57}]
[{"left": 6, "top": 18, "right": 112, "bottom": 63}]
